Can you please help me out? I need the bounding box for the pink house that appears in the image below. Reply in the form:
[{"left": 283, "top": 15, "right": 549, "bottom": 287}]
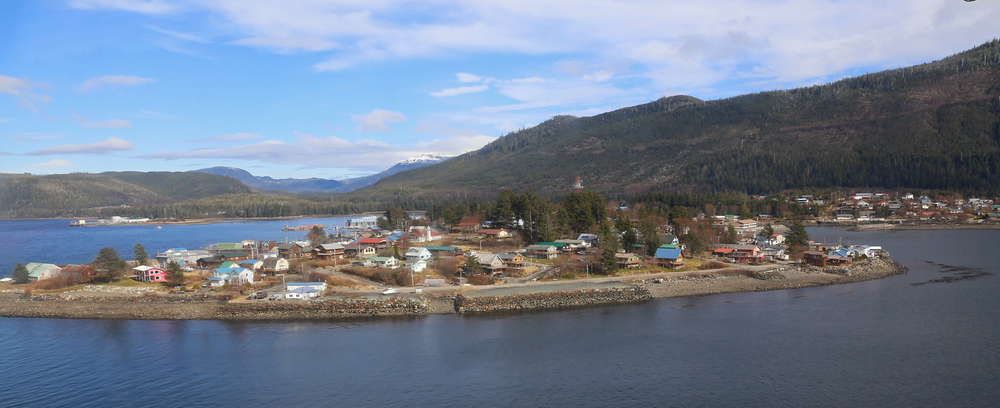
[{"left": 133, "top": 265, "right": 167, "bottom": 282}]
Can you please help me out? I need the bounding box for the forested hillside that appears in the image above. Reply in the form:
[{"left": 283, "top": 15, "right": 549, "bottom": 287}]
[
  {"left": 0, "top": 172, "right": 252, "bottom": 218},
  {"left": 366, "top": 39, "right": 1000, "bottom": 199}
]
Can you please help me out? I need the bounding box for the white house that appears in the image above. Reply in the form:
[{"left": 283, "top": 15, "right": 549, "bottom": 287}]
[
  {"left": 370, "top": 256, "right": 400, "bottom": 269},
  {"left": 25, "top": 263, "right": 61, "bottom": 282},
  {"left": 408, "top": 260, "right": 428, "bottom": 273},
  {"left": 405, "top": 247, "right": 432, "bottom": 262},
  {"left": 285, "top": 282, "right": 327, "bottom": 299},
  {"left": 210, "top": 267, "right": 255, "bottom": 287}
]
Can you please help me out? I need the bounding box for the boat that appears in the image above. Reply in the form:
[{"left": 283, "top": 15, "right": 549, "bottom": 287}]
[
  {"left": 69, "top": 220, "right": 88, "bottom": 227},
  {"left": 155, "top": 226, "right": 162, "bottom": 229}
]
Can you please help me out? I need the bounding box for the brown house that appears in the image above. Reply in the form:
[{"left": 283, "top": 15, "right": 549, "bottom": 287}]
[
  {"left": 277, "top": 243, "right": 307, "bottom": 259},
  {"left": 59, "top": 264, "right": 95, "bottom": 284},
  {"left": 312, "top": 243, "right": 345, "bottom": 260}
]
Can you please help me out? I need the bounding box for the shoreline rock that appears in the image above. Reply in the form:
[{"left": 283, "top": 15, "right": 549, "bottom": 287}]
[{"left": 0, "top": 257, "right": 907, "bottom": 321}]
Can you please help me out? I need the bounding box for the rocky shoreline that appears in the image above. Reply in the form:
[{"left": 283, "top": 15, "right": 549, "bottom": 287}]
[
  {"left": 454, "top": 286, "right": 653, "bottom": 314},
  {"left": 0, "top": 257, "right": 907, "bottom": 321}
]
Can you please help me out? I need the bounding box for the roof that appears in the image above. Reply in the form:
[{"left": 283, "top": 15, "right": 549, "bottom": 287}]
[
  {"left": 213, "top": 243, "right": 243, "bottom": 250},
  {"left": 276, "top": 243, "right": 300, "bottom": 250},
  {"left": 735, "top": 245, "right": 760, "bottom": 251},
  {"left": 526, "top": 245, "right": 556, "bottom": 251},
  {"left": 370, "top": 256, "right": 395, "bottom": 262},
  {"left": 497, "top": 253, "right": 522, "bottom": 260},
  {"left": 25, "top": 262, "right": 59, "bottom": 278},
  {"left": 457, "top": 222, "right": 479, "bottom": 226},
  {"left": 425, "top": 246, "right": 461, "bottom": 252},
  {"left": 713, "top": 248, "right": 735, "bottom": 253},
  {"left": 478, "top": 229, "right": 506, "bottom": 234},
  {"left": 261, "top": 258, "right": 287, "bottom": 268},
  {"left": 405, "top": 247, "right": 430, "bottom": 254},
  {"left": 615, "top": 253, "right": 640, "bottom": 259},
  {"left": 655, "top": 248, "right": 683, "bottom": 259},
  {"left": 315, "top": 243, "right": 344, "bottom": 251},
  {"left": 534, "top": 242, "right": 567, "bottom": 248},
  {"left": 659, "top": 244, "right": 680, "bottom": 249},
  {"left": 358, "top": 238, "right": 388, "bottom": 244}
]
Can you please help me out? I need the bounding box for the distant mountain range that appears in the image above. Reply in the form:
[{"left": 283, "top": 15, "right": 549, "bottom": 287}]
[{"left": 195, "top": 153, "right": 453, "bottom": 193}]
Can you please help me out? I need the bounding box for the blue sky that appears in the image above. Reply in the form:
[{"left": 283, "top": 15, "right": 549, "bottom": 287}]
[{"left": 1, "top": 0, "right": 998, "bottom": 180}]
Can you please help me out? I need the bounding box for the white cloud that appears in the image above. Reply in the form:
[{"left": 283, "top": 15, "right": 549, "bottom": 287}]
[
  {"left": 68, "top": 0, "right": 177, "bottom": 14},
  {"left": 28, "top": 159, "right": 74, "bottom": 169},
  {"left": 26, "top": 137, "right": 135, "bottom": 155},
  {"left": 73, "top": 0, "right": 1000, "bottom": 98},
  {"left": 0, "top": 74, "right": 51, "bottom": 112},
  {"left": 141, "top": 132, "right": 495, "bottom": 171},
  {"left": 79, "top": 75, "right": 155, "bottom": 92},
  {"left": 457, "top": 73, "right": 483, "bottom": 83},
  {"left": 72, "top": 112, "right": 132, "bottom": 128},
  {"left": 350, "top": 109, "right": 408, "bottom": 132},
  {"left": 14, "top": 133, "right": 67, "bottom": 143},
  {"left": 0, "top": 118, "right": 11, "bottom": 123},
  {"left": 231, "top": 37, "right": 340, "bottom": 52},
  {"left": 186, "top": 133, "right": 264, "bottom": 143},
  {"left": 430, "top": 85, "right": 488, "bottom": 97}
]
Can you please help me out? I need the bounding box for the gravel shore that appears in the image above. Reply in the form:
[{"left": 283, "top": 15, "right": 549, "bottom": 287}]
[{"left": 0, "top": 256, "right": 906, "bottom": 320}]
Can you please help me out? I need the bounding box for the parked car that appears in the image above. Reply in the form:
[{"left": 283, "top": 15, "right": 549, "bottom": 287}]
[
  {"left": 381, "top": 288, "right": 399, "bottom": 295},
  {"left": 269, "top": 293, "right": 283, "bottom": 301}
]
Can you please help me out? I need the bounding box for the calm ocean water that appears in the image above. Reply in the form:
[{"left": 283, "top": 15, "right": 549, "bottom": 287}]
[{"left": 1, "top": 223, "right": 998, "bottom": 407}]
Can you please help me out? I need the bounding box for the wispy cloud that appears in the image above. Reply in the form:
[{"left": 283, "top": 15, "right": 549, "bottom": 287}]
[
  {"left": 457, "top": 73, "right": 484, "bottom": 83},
  {"left": 0, "top": 74, "right": 51, "bottom": 112},
  {"left": 68, "top": 0, "right": 177, "bottom": 14},
  {"left": 28, "top": 159, "right": 74, "bottom": 169},
  {"left": 0, "top": 118, "right": 11, "bottom": 123},
  {"left": 185, "top": 133, "right": 263, "bottom": 143},
  {"left": 350, "top": 109, "right": 407, "bottom": 132},
  {"left": 142, "top": 132, "right": 494, "bottom": 171},
  {"left": 14, "top": 133, "right": 67, "bottom": 143},
  {"left": 430, "top": 85, "right": 489, "bottom": 97},
  {"left": 79, "top": 75, "right": 155, "bottom": 92},
  {"left": 26, "top": 137, "right": 135, "bottom": 155},
  {"left": 72, "top": 111, "right": 132, "bottom": 128},
  {"left": 231, "top": 37, "right": 339, "bottom": 53}
]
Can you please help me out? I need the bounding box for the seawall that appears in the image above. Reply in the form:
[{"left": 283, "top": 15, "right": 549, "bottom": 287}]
[
  {"left": 454, "top": 286, "right": 653, "bottom": 314},
  {"left": 0, "top": 294, "right": 428, "bottom": 320}
]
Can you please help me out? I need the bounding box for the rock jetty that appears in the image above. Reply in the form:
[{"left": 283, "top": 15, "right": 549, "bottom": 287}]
[{"left": 454, "top": 286, "right": 652, "bottom": 314}]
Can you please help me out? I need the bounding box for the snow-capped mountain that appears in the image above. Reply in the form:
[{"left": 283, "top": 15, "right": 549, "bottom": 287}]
[{"left": 195, "top": 153, "right": 453, "bottom": 193}]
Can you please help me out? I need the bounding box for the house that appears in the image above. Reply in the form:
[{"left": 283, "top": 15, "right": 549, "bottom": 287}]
[
  {"left": 312, "top": 243, "right": 345, "bottom": 260},
  {"left": 357, "top": 238, "right": 391, "bottom": 250},
  {"left": 370, "top": 256, "right": 399, "bottom": 269},
  {"left": 577, "top": 233, "right": 600, "bottom": 246},
  {"left": 408, "top": 226, "right": 442, "bottom": 243},
  {"left": 554, "top": 239, "right": 589, "bottom": 249},
  {"left": 425, "top": 246, "right": 464, "bottom": 257},
  {"left": 761, "top": 245, "right": 787, "bottom": 261},
  {"left": 345, "top": 216, "right": 379, "bottom": 229},
  {"left": 659, "top": 234, "right": 679, "bottom": 246},
  {"left": 654, "top": 248, "right": 685, "bottom": 269},
  {"left": 408, "top": 260, "right": 428, "bottom": 273},
  {"left": 285, "top": 282, "right": 327, "bottom": 299},
  {"left": 25, "top": 263, "right": 61, "bottom": 282},
  {"left": 155, "top": 248, "right": 212, "bottom": 269},
  {"left": 453, "top": 222, "right": 481, "bottom": 234},
  {"left": 405, "top": 247, "right": 432, "bottom": 262},
  {"left": 239, "top": 259, "right": 264, "bottom": 270},
  {"left": 733, "top": 245, "right": 764, "bottom": 263},
  {"left": 498, "top": 253, "right": 526, "bottom": 269},
  {"left": 260, "top": 257, "right": 290, "bottom": 274},
  {"left": 471, "top": 253, "right": 504, "bottom": 273},
  {"left": 59, "top": 264, "right": 95, "bottom": 284},
  {"left": 352, "top": 258, "right": 378, "bottom": 268},
  {"left": 478, "top": 228, "right": 513, "bottom": 241},
  {"left": 132, "top": 265, "right": 167, "bottom": 283},
  {"left": 712, "top": 248, "right": 735, "bottom": 258},
  {"left": 615, "top": 253, "right": 642, "bottom": 269},
  {"left": 343, "top": 243, "right": 377, "bottom": 258},
  {"left": 534, "top": 242, "right": 569, "bottom": 252},
  {"left": 525, "top": 244, "right": 558, "bottom": 259},
  {"left": 210, "top": 266, "right": 255, "bottom": 287},
  {"left": 736, "top": 219, "right": 758, "bottom": 230},
  {"left": 196, "top": 253, "right": 249, "bottom": 269},
  {"left": 276, "top": 243, "right": 307, "bottom": 259}
]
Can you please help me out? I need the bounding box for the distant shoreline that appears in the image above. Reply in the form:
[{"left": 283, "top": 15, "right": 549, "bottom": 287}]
[
  {"left": 809, "top": 220, "right": 1000, "bottom": 231},
  {"left": 9, "top": 214, "right": 372, "bottom": 227}
]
